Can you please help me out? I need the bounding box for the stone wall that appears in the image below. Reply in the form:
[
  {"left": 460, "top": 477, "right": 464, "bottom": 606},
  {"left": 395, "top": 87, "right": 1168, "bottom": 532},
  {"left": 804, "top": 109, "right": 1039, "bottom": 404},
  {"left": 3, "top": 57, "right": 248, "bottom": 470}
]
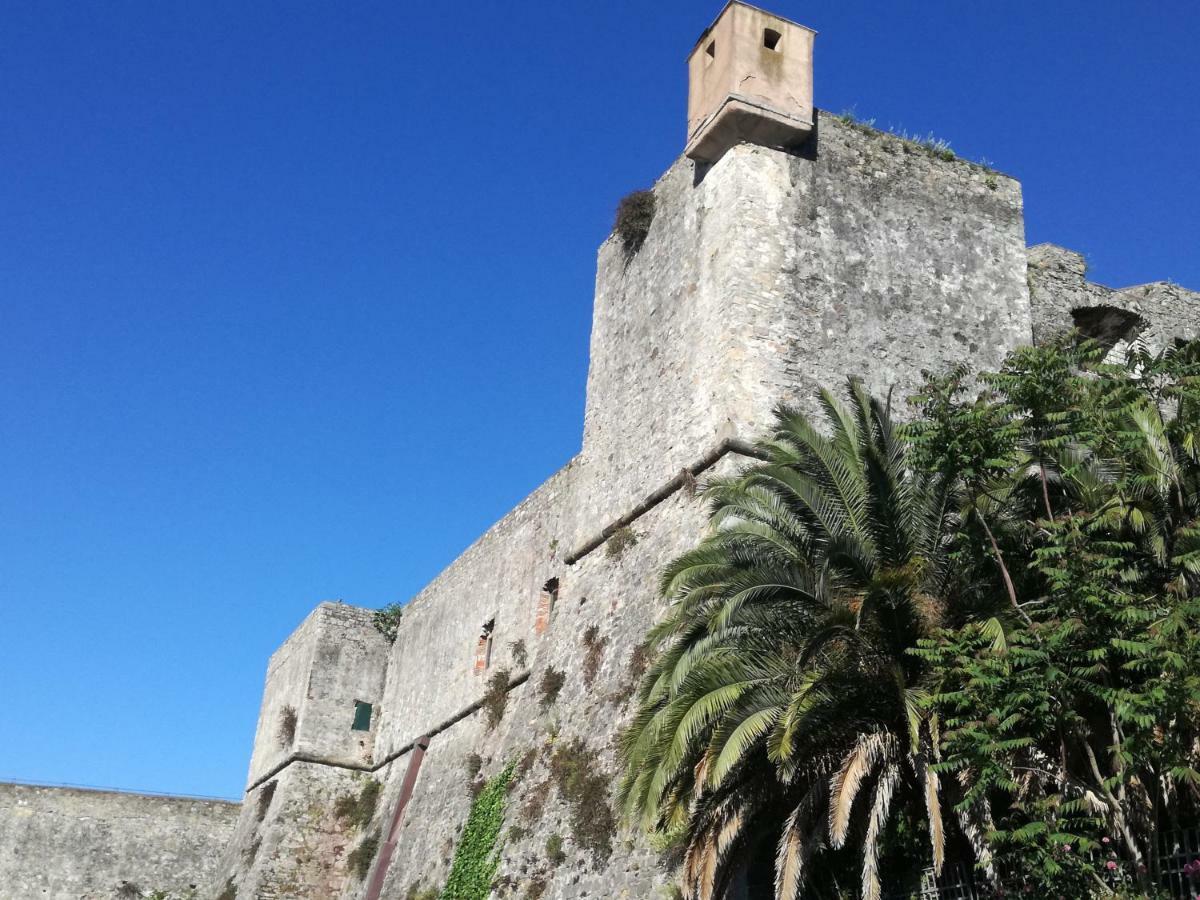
[
  {"left": 0, "top": 782, "right": 238, "bottom": 900},
  {"left": 580, "top": 112, "right": 1031, "bottom": 530},
  {"left": 209, "top": 114, "right": 1079, "bottom": 899},
  {"left": 1028, "top": 242, "right": 1199, "bottom": 353},
  {"left": 246, "top": 603, "right": 391, "bottom": 789}
]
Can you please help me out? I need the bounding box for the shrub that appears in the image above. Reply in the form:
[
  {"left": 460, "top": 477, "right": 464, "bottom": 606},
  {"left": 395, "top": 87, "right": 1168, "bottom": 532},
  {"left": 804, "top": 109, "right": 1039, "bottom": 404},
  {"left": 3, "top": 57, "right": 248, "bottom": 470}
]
[
  {"left": 347, "top": 829, "right": 380, "bottom": 881},
  {"left": 549, "top": 738, "right": 616, "bottom": 863},
  {"left": 581, "top": 627, "right": 607, "bottom": 688},
  {"left": 276, "top": 705, "right": 297, "bottom": 749},
  {"left": 514, "top": 746, "right": 538, "bottom": 783},
  {"left": 605, "top": 526, "right": 637, "bottom": 559},
  {"left": 509, "top": 639, "right": 528, "bottom": 669},
  {"left": 482, "top": 668, "right": 511, "bottom": 729},
  {"left": 464, "top": 752, "right": 483, "bottom": 781},
  {"left": 334, "top": 778, "right": 381, "bottom": 831},
  {"left": 405, "top": 885, "right": 440, "bottom": 900},
  {"left": 609, "top": 643, "right": 652, "bottom": 707},
  {"left": 521, "top": 780, "right": 548, "bottom": 824},
  {"left": 372, "top": 603, "right": 404, "bottom": 643},
  {"left": 545, "top": 833, "right": 567, "bottom": 865},
  {"left": 627, "top": 641, "right": 652, "bottom": 680},
  {"left": 613, "top": 190, "right": 655, "bottom": 256},
  {"left": 117, "top": 884, "right": 141, "bottom": 899},
  {"left": 538, "top": 668, "right": 566, "bottom": 712},
  {"left": 255, "top": 781, "right": 277, "bottom": 823}
]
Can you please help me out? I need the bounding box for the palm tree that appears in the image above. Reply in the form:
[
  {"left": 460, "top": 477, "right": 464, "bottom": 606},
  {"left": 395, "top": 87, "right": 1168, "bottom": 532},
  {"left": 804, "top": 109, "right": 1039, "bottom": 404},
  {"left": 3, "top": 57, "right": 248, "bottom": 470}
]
[{"left": 619, "top": 381, "right": 972, "bottom": 900}]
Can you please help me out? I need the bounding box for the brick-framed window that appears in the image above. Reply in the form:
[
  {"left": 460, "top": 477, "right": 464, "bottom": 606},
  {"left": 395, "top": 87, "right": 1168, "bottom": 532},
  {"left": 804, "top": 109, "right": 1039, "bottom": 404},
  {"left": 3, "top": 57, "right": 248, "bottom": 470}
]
[
  {"left": 534, "top": 577, "right": 560, "bottom": 636},
  {"left": 474, "top": 619, "right": 495, "bottom": 675}
]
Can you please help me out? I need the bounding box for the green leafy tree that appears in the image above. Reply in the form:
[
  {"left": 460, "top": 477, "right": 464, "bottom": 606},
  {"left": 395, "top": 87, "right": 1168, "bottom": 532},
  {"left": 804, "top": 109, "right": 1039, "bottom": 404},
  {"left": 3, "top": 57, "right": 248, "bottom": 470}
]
[
  {"left": 910, "top": 338, "right": 1200, "bottom": 895},
  {"left": 622, "top": 336, "right": 1200, "bottom": 899}
]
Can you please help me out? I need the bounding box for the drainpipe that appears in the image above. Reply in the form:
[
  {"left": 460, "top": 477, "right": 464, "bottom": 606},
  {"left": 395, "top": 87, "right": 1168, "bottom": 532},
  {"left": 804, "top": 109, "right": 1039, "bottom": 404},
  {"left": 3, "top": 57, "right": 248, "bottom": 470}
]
[{"left": 364, "top": 735, "right": 431, "bottom": 900}]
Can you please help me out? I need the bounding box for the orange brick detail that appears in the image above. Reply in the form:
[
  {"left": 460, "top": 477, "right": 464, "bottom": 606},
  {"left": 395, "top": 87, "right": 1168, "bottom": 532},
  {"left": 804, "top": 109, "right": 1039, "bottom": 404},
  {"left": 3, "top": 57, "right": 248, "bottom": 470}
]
[
  {"left": 473, "top": 636, "right": 488, "bottom": 674},
  {"left": 534, "top": 591, "right": 553, "bottom": 636}
]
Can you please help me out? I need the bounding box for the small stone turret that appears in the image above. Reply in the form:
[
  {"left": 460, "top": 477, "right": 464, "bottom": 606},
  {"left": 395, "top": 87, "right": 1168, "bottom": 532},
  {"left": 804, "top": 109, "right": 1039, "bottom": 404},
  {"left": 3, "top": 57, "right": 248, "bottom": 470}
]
[{"left": 685, "top": 1, "right": 816, "bottom": 163}]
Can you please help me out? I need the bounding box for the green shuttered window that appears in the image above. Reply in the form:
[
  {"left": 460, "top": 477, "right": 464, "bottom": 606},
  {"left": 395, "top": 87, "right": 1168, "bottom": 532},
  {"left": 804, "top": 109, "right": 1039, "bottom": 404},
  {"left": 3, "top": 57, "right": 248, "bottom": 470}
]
[{"left": 352, "top": 700, "right": 372, "bottom": 731}]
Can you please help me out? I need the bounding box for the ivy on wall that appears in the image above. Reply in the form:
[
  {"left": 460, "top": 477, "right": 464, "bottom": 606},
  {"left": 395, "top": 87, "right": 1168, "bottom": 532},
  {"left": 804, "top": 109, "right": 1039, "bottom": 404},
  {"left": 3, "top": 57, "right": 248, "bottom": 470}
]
[{"left": 440, "top": 763, "right": 515, "bottom": 900}]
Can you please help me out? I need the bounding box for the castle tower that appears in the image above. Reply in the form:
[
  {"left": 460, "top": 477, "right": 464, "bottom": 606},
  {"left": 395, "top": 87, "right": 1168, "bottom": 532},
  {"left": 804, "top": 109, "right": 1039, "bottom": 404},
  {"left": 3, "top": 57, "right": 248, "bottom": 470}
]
[{"left": 685, "top": 1, "right": 816, "bottom": 162}]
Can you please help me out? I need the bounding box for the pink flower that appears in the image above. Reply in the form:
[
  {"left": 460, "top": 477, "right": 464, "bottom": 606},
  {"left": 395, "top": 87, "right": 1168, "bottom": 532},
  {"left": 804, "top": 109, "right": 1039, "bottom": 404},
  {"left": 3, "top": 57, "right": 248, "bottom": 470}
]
[
  {"left": 1102, "top": 836, "right": 1110, "bottom": 844},
  {"left": 1106, "top": 860, "right": 1118, "bottom": 871}
]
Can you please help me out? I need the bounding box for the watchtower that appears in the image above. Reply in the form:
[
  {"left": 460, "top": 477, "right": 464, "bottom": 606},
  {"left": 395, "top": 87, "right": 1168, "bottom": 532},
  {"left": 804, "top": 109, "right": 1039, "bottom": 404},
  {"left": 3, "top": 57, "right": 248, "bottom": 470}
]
[{"left": 685, "top": 1, "right": 816, "bottom": 163}]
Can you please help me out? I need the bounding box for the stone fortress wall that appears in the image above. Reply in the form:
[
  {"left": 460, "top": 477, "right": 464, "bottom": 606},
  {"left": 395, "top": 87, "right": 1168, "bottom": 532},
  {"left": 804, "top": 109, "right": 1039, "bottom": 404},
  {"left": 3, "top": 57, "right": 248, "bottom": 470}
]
[
  {"left": 5, "top": 4, "right": 1197, "bottom": 897},
  {"left": 0, "top": 782, "right": 238, "bottom": 899},
  {"left": 201, "top": 109, "right": 1195, "bottom": 900}
]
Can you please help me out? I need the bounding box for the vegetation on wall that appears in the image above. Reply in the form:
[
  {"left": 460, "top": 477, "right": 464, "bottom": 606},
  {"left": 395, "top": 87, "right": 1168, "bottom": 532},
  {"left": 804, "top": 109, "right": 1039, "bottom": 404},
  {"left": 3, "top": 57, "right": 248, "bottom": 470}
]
[
  {"left": 464, "top": 752, "right": 484, "bottom": 782},
  {"left": 372, "top": 602, "right": 404, "bottom": 643},
  {"left": 482, "top": 668, "right": 511, "bottom": 729},
  {"left": 215, "top": 879, "right": 236, "bottom": 900},
  {"left": 509, "top": 639, "right": 528, "bottom": 669},
  {"left": 440, "top": 763, "right": 515, "bottom": 900},
  {"left": 581, "top": 626, "right": 607, "bottom": 688},
  {"left": 605, "top": 526, "right": 638, "bottom": 559},
  {"left": 255, "top": 780, "right": 277, "bottom": 823},
  {"left": 276, "top": 705, "right": 297, "bottom": 749},
  {"left": 549, "top": 738, "right": 616, "bottom": 864},
  {"left": 618, "top": 337, "right": 1200, "bottom": 899},
  {"left": 613, "top": 189, "right": 655, "bottom": 257},
  {"left": 544, "top": 833, "right": 567, "bottom": 865},
  {"left": 609, "top": 642, "right": 653, "bottom": 706},
  {"left": 405, "top": 884, "right": 441, "bottom": 900},
  {"left": 348, "top": 829, "right": 381, "bottom": 881},
  {"left": 837, "top": 108, "right": 962, "bottom": 165},
  {"left": 334, "top": 777, "right": 381, "bottom": 831},
  {"left": 537, "top": 668, "right": 565, "bottom": 711}
]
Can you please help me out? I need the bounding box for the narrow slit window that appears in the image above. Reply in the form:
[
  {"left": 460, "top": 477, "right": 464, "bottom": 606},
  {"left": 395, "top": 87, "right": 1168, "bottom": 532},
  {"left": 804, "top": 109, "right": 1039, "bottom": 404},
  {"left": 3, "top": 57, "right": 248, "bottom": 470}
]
[
  {"left": 536, "top": 578, "right": 559, "bottom": 635},
  {"left": 352, "top": 701, "right": 373, "bottom": 732},
  {"left": 475, "top": 618, "right": 496, "bottom": 673},
  {"left": 763, "top": 28, "right": 782, "bottom": 51},
  {"left": 705, "top": 40, "right": 716, "bottom": 61}
]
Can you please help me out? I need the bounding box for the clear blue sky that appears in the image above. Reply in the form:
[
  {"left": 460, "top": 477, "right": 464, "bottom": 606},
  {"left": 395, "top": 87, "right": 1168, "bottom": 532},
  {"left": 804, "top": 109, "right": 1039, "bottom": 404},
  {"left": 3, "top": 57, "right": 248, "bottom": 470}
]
[{"left": 1, "top": 1, "right": 1196, "bottom": 800}]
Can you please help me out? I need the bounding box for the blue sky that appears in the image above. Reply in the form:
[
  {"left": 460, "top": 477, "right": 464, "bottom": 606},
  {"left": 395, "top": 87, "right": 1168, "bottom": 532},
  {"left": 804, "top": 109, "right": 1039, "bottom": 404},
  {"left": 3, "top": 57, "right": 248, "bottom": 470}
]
[{"left": 1, "top": 1, "right": 1196, "bottom": 800}]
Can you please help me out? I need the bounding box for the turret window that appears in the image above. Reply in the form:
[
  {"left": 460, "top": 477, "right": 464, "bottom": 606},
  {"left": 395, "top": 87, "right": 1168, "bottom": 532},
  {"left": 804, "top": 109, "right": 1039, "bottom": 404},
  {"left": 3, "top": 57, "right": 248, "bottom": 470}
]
[
  {"left": 764, "top": 28, "right": 782, "bottom": 51},
  {"left": 535, "top": 578, "right": 560, "bottom": 636},
  {"left": 474, "top": 619, "right": 496, "bottom": 674}
]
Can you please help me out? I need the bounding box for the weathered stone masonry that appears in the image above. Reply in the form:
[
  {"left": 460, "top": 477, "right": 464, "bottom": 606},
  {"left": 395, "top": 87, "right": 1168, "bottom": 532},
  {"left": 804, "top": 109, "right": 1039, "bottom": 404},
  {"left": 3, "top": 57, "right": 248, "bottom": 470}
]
[
  {"left": 0, "top": 783, "right": 238, "bottom": 900},
  {"left": 6, "top": 6, "right": 1196, "bottom": 896},
  {"left": 201, "top": 110, "right": 1193, "bottom": 900}
]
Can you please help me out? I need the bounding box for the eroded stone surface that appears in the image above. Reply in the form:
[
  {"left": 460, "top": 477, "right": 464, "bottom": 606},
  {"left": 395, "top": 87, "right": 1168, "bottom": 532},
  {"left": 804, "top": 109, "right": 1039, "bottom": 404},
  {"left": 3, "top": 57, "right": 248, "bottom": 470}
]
[
  {"left": 0, "top": 783, "right": 238, "bottom": 900},
  {"left": 202, "top": 115, "right": 1199, "bottom": 900}
]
